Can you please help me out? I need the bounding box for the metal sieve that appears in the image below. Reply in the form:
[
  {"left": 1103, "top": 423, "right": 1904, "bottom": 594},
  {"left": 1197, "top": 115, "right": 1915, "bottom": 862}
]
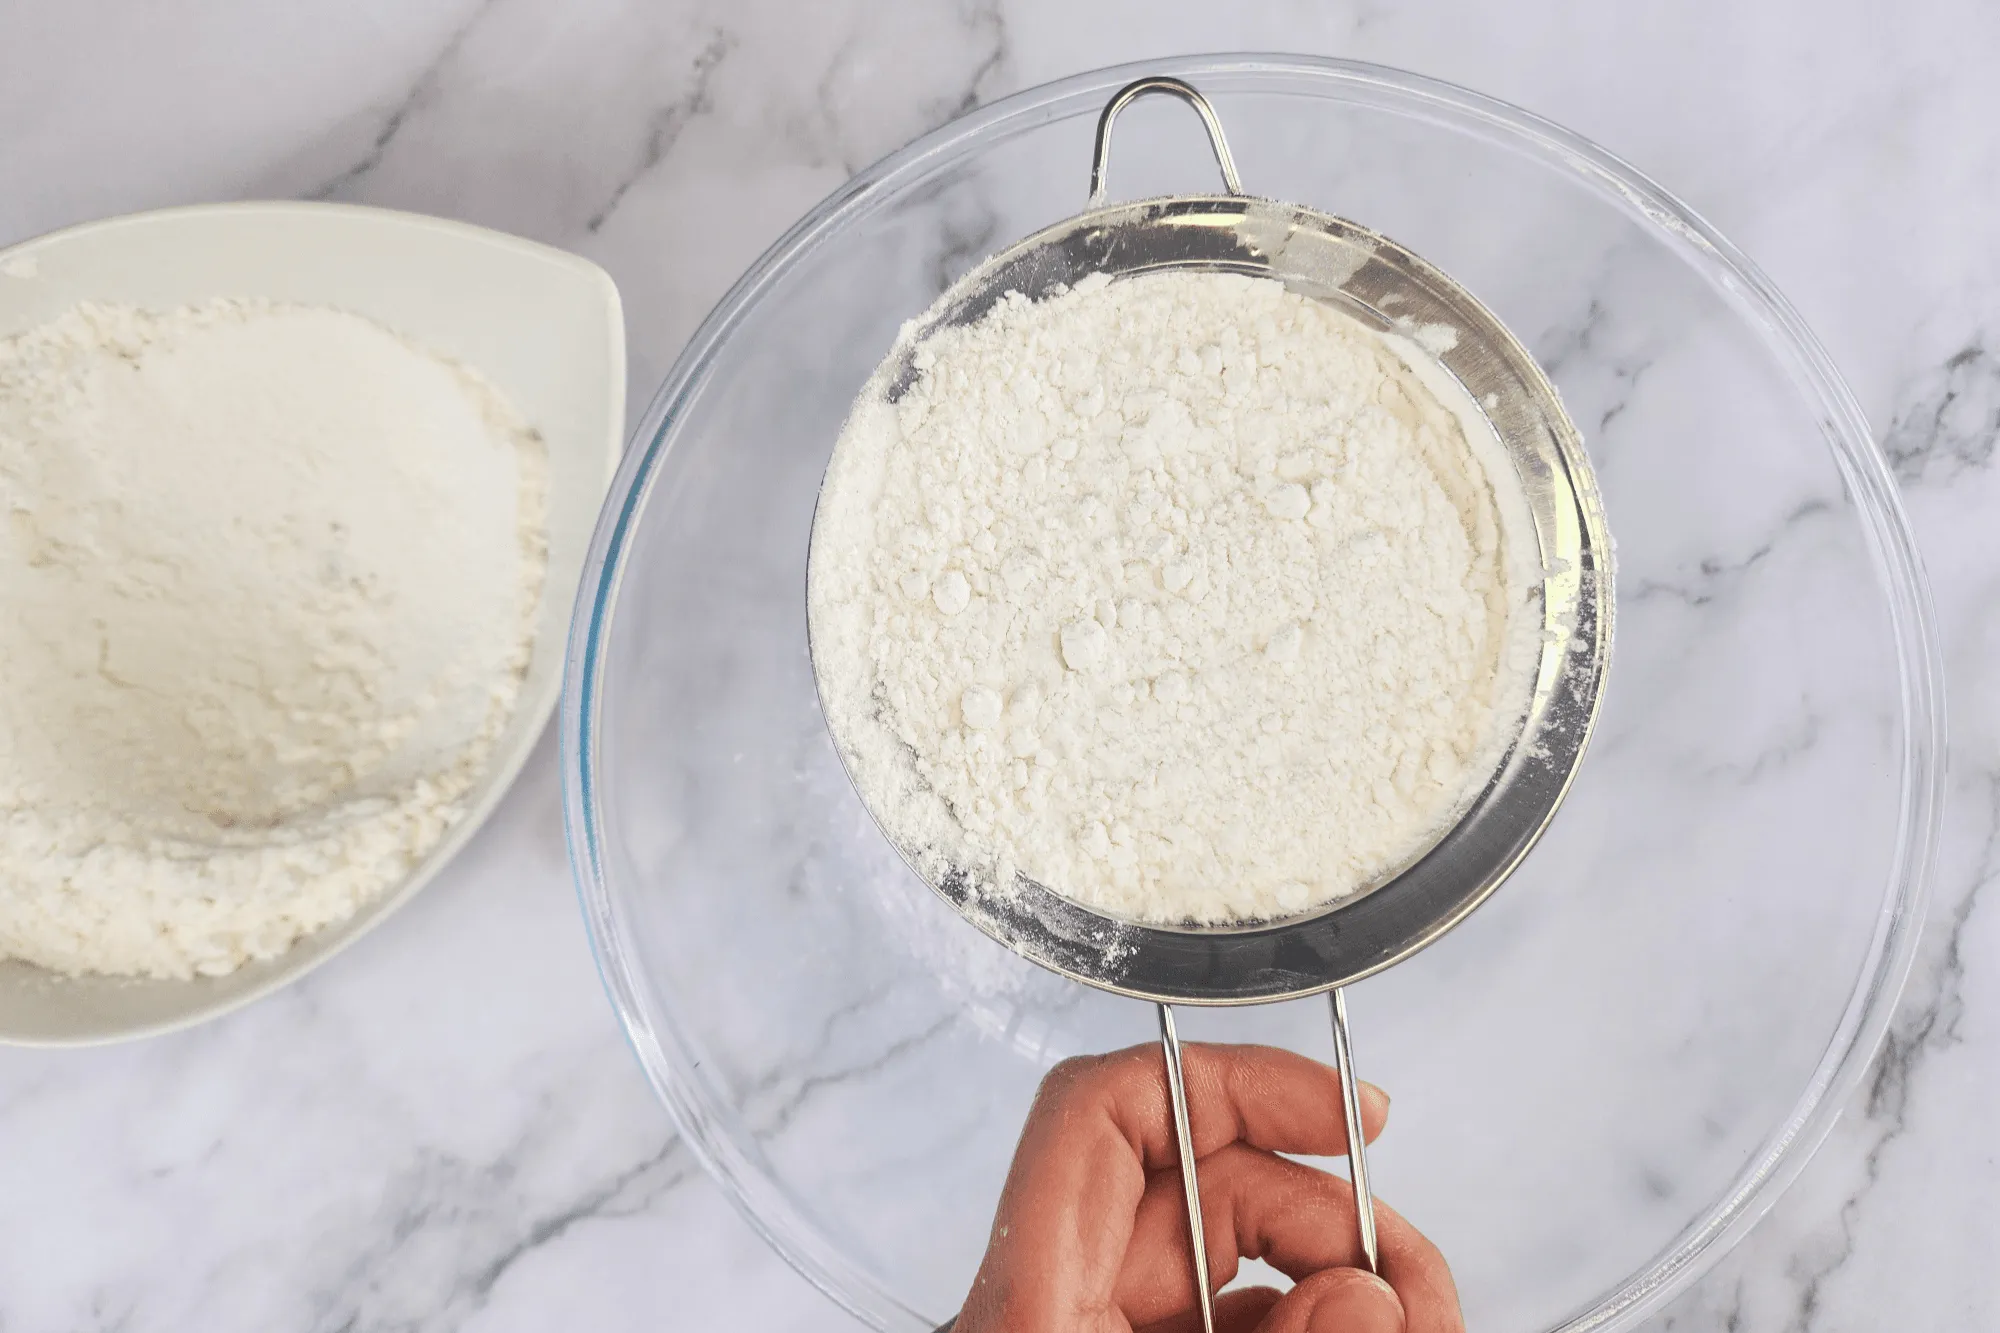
[{"left": 808, "top": 76, "right": 1612, "bottom": 1331}]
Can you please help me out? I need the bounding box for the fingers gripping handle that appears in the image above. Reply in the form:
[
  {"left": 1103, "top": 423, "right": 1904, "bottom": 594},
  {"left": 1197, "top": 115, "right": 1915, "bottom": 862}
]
[{"left": 1158, "top": 1003, "right": 1218, "bottom": 1333}]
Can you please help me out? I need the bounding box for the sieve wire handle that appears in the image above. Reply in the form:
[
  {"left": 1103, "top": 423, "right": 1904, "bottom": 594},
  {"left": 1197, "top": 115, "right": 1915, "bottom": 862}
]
[
  {"left": 1330, "top": 987, "right": 1382, "bottom": 1274},
  {"left": 1158, "top": 1004, "right": 1217, "bottom": 1333},
  {"left": 1089, "top": 76, "right": 1244, "bottom": 208}
]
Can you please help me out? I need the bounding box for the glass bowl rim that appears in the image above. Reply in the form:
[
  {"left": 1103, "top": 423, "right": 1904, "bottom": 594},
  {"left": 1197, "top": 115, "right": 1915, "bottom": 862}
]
[{"left": 560, "top": 52, "right": 1946, "bottom": 1333}]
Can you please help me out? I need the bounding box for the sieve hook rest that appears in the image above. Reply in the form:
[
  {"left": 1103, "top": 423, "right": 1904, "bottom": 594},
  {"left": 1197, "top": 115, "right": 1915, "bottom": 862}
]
[{"left": 1088, "top": 76, "right": 1245, "bottom": 207}]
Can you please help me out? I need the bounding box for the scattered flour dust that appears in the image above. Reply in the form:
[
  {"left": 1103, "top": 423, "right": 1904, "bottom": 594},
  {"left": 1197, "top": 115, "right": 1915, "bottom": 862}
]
[
  {"left": 0, "top": 299, "right": 548, "bottom": 979},
  {"left": 809, "top": 270, "right": 1538, "bottom": 926}
]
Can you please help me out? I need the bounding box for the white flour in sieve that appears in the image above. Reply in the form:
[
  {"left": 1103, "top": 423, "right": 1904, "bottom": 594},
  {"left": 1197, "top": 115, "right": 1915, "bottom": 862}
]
[
  {"left": 809, "top": 270, "right": 1537, "bottom": 926},
  {"left": 0, "top": 299, "right": 547, "bottom": 979}
]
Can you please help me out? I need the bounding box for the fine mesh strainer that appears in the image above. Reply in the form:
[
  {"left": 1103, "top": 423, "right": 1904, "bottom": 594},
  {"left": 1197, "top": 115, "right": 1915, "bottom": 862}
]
[{"left": 808, "top": 76, "right": 1612, "bottom": 1329}]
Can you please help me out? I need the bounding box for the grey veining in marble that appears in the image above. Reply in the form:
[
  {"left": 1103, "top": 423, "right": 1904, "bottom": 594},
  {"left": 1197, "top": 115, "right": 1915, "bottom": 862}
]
[{"left": 2, "top": 2, "right": 1997, "bottom": 1330}]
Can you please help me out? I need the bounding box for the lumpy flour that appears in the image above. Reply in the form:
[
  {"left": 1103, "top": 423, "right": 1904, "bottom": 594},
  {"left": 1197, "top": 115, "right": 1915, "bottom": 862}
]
[
  {"left": 0, "top": 300, "right": 547, "bottom": 978},
  {"left": 809, "top": 271, "right": 1534, "bottom": 925}
]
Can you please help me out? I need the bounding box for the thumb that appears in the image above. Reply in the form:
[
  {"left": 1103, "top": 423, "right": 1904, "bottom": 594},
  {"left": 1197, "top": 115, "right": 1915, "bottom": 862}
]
[{"left": 1259, "top": 1268, "right": 1405, "bottom": 1333}]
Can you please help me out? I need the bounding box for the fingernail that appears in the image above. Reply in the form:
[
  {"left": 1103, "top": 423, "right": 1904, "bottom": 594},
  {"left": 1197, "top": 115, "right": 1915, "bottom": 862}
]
[
  {"left": 1307, "top": 1270, "right": 1404, "bottom": 1333},
  {"left": 1362, "top": 1080, "right": 1392, "bottom": 1112}
]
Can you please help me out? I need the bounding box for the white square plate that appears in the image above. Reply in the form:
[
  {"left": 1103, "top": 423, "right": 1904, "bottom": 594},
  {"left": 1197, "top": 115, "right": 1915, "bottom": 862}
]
[{"left": 0, "top": 202, "right": 624, "bottom": 1044}]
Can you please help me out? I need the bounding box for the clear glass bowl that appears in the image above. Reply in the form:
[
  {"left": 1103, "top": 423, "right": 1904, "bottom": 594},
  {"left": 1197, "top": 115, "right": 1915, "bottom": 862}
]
[{"left": 562, "top": 56, "right": 1943, "bottom": 1332}]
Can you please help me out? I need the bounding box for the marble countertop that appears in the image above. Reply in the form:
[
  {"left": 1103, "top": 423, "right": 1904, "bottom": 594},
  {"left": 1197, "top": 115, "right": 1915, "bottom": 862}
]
[{"left": 3, "top": 2, "right": 1997, "bottom": 1329}]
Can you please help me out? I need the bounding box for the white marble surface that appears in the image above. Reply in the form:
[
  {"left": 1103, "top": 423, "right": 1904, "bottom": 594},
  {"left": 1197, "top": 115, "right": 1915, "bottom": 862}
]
[{"left": 2, "top": 2, "right": 1996, "bottom": 1330}]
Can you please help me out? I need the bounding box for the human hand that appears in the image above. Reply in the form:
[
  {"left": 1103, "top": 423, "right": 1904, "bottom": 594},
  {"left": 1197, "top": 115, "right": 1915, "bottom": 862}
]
[{"left": 950, "top": 1042, "right": 1463, "bottom": 1333}]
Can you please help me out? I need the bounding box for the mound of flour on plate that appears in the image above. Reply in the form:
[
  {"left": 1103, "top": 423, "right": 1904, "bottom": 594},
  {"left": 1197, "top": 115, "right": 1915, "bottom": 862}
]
[
  {"left": 0, "top": 299, "right": 547, "bottom": 979},
  {"left": 809, "top": 270, "right": 1537, "bottom": 926}
]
